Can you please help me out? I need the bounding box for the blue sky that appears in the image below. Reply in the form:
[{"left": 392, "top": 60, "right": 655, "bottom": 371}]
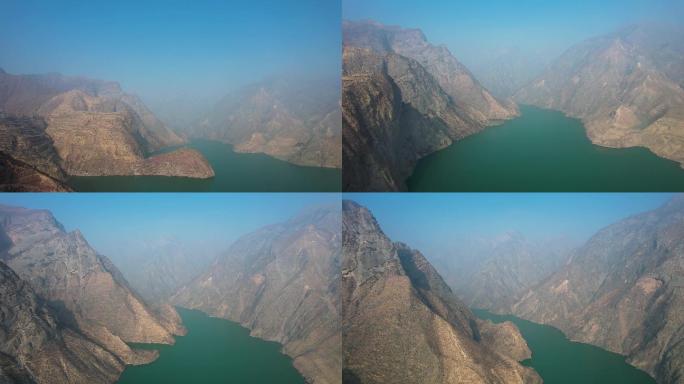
[
  {"left": 343, "top": 0, "right": 684, "bottom": 68},
  {"left": 0, "top": 0, "right": 340, "bottom": 103},
  {"left": 346, "top": 193, "right": 674, "bottom": 253},
  {"left": 0, "top": 193, "right": 339, "bottom": 259}
]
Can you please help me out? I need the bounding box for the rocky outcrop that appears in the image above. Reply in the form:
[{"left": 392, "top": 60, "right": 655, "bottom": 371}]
[
  {"left": 0, "top": 70, "right": 214, "bottom": 182},
  {"left": 342, "top": 21, "right": 517, "bottom": 191},
  {"left": 515, "top": 24, "right": 684, "bottom": 168},
  {"left": 0, "top": 114, "right": 71, "bottom": 191},
  {"left": 342, "top": 200, "right": 541, "bottom": 384},
  {"left": 0, "top": 205, "right": 185, "bottom": 369},
  {"left": 513, "top": 195, "right": 684, "bottom": 383},
  {"left": 0, "top": 260, "right": 124, "bottom": 384},
  {"left": 173, "top": 205, "right": 341, "bottom": 384},
  {"left": 196, "top": 77, "right": 341, "bottom": 168}
]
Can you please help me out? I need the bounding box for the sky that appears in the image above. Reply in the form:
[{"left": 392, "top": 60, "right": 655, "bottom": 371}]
[
  {"left": 343, "top": 0, "right": 684, "bottom": 69},
  {"left": 347, "top": 193, "right": 675, "bottom": 255},
  {"left": 0, "top": 193, "right": 339, "bottom": 260},
  {"left": 0, "top": 0, "right": 340, "bottom": 105}
]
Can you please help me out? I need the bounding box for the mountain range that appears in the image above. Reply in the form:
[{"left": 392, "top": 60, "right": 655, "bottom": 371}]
[{"left": 516, "top": 24, "right": 684, "bottom": 168}]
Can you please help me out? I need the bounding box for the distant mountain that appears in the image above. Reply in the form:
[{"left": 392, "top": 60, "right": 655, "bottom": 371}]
[
  {"left": 513, "top": 196, "right": 684, "bottom": 383},
  {"left": 0, "top": 205, "right": 185, "bottom": 375},
  {"left": 467, "top": 47, "right": 550, "bottom": 98},
  {"left": 173, "top": 205, "right": 341, "bottom": 384},
  {"left": 0, "top": 260, "right": 124, "bottom": 384},
  {"left": 342, "top": 20, "right": 518, "bottom": 191},
  {"left": 341, "top": 201, "right": 541, "bottom": 384},
  {"left": 516, "top": 24, "right": 684, "bottom": 168},
  {"left": 195, "top": 77, "right": 342, "bottom": 168},
  {"left": 0, "top": 71, "right": 214, "bottom": 190},
  {"left": 111, "top": 237, "right": 216, "bottom": 303},
  {"left": 431, "top": 232, "right": 572, "bottom": 313}
]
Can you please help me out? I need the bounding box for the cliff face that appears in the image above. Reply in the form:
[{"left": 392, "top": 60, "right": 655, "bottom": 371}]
[
  {"left": 342, "top": 21, "right": 517, "bottom": 191},
  {"left": 173, "top": 205, "right": 341, "bottom": 384},
  {"left": 513, "top": 196, "right": 684, "bottom": 384},
  {"left": 0, "top": 260, "right": 124, "bottom": 384},
  {"left": 196, "top": 77, "right": 342, "bottom": 168},
  {"left": 341, "top": 201, "right": 541, "bottom": 384},
  {"left": 0, "top": 205, "right": 185, "bottom": 369},
  {"left": 0, "top": 70, "right": 214, "bottom": 186},
  {"left": 515, "top": 24, "right": 684, "bottom": 168}
]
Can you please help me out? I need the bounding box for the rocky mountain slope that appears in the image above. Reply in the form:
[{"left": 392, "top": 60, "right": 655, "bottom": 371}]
[
  {"left": 0, "top": 205, "right": 185, "bottom": 373},
  {"left": 342, "top": 20, "right": 517, "bottom": 191},
  {"left": 431, "top": 232, "right": 571, "bottom": 314},
  {"left": 513, "top": 195, "right": 684, "bottom": 384},
  {"left": 341, "top": 200, "right": 541, "bottom": 384},
  {"left": 195, "top": 77, "right": 341, "bottom": 168},
  {"left": 173, "top": 205, "right": 341, "bottom": 384},
  {"left": 0, "top": 260, "right": 124, "bottom": 384},
  {"left": 0, "top": 70, "right": 213, "bottom": 190},
  {"left": 515, "top": 24, "right": 684, "bottom": 168}
]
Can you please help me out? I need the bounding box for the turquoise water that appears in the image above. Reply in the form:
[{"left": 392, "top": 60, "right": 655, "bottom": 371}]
[
  {"left": 117, "top": 308, "right": 306, "bottom": 384},
  {"left": 408, "top": 106, "right": 684, "bottom": 191},
  {"left": 70, "top": 140, "right": 341, "bottom": 192},
  {"left": 474, "top": 309, "right": 656, "bottom": 384}
]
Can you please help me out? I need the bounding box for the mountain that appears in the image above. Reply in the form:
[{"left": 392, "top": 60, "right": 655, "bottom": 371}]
[
  {"left": 341, "top": 201, "right": 541, "bottom": 384},
  {"left": 173, "top": 205, "right": 341, "bottom": 384},
  {"left": 0, "top": 205, "right": 185, "bottom": 370},
  {"left": 110, "top": 237, "right": 216, "bottom": 303},
  {"left": 515, "top": 24, "right": 684, "bottom": 168},
  {"left": 0, "top": 70, "right": 214, "bottom": 190},
  {"left": 0, "top": 260, "right": 124, "bottom": 384},
  {"left": 342, "top": 20, "right": 518, "bottom": 191},
  {"left": 512, "top": 196, "right": 684, "bottom": 384},
  {"left": 195, "top": 77, "right": 342, "bottom": 168},
  {"left": 431, "top": 232, "right": 571, "bottom": 314}
]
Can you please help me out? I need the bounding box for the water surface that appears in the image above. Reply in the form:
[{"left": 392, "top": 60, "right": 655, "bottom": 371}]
[
  {"left": 474, "top": 309, "right": 656, "bottom": 384},
  {"left": 117, "top": 308, "right": 306, "bottom": 384},
  {"left": 408, "top": 106, "right": 684, "bottom": 191},
  {"left": 70, "top": 140, "right": 340, "bottom": 192}
]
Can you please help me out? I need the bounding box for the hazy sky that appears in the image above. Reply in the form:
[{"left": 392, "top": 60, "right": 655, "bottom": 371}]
[
  {"left": 0, "top": 193, "right": 339, "bottom": 260},
  {"left": 343, "top": 0, "right": 684, "bottom": 68},
  {"left": 0, "top": 0, "right": 340, "bottom": 104},
  {"left": 347, "top": 193, "right": 674, "bottom": 254}
]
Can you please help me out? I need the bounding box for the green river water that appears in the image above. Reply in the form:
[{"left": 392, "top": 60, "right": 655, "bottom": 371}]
[
  {"left": 70, "top": 140, "right": 341, "bottom": 192},
  {"left": 408, "top": 106, "right": 684, "bottom": 191},
  {"left": 117, "top": 308, "right": 305, "bottom": 384},
  {"left": 474, "top": 309, "right": 656, "bottom": 384}
]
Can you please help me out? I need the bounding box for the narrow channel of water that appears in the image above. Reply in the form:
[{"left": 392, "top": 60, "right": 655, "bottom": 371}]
[
  {"left": 473, "top": 309, "right": 656, "bottom": 384},
  {"left": 117, "top": 308, "right": 306, "bottom": 384}
]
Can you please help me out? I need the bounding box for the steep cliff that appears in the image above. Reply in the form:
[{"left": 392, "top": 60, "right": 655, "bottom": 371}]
[
  {"left": 0, "top": 205, "right": 185, "bottom": 368},
  {"left": 342, "top": 20, "right": 517, "bottom": 191},
  {"left": 0, "top": 260, "right": 124, "bottom": 384},
  {"left": 342, "top": 201, "right": 541, "bottom": 384},
  {"left": 513, "top": 195, "right": 684, "bottom": 383},
  {"left": 173, "top": 205, "right": 341, "bottom": 384}
]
